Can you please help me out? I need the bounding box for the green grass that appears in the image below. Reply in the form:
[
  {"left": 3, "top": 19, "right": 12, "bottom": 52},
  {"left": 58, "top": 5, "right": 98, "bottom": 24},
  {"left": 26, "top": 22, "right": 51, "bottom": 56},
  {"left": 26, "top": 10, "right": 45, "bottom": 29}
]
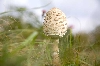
[
  {"left": 0, "top": 27, "right": 100, "bottom": 66},
  {"left": 0, "top": 9, "right": 100, "bottom": 66}
]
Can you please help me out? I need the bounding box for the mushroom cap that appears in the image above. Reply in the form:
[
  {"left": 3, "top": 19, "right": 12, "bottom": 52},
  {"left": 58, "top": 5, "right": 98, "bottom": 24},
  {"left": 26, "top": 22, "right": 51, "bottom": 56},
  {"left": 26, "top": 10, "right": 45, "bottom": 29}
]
[{"left": 43, "top": 7, "right": 67, "bottom": 38}]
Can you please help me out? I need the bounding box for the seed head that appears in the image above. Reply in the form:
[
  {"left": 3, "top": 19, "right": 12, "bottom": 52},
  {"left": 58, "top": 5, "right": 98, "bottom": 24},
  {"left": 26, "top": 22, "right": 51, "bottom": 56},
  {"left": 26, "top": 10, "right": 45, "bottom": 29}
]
[{"left": 43, "top": 7, "right": 67, "bottom": 37}]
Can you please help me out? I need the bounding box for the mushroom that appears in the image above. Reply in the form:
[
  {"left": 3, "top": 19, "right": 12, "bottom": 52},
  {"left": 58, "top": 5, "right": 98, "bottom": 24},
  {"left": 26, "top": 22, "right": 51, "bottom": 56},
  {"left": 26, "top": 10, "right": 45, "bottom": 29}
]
[{"left": 43, "top": 7, "right": 67, "bottom": 66}]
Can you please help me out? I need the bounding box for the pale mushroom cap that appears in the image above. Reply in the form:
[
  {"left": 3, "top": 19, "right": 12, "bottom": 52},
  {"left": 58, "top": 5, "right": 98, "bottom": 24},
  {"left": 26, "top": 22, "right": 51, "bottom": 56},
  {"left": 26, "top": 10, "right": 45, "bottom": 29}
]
[{"left": 43, "top": 7, "right": 67, "bottom": 37}]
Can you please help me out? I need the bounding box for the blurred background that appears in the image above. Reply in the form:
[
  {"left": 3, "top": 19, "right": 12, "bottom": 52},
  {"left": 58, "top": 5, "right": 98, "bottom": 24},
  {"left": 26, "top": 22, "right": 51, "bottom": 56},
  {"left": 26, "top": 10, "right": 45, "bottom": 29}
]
[
  {"left": 0, "top": 0, "right": 100, "bottom": 33},
  {"left": 0, "top": 0, "right": 100, "bottom": 66}
]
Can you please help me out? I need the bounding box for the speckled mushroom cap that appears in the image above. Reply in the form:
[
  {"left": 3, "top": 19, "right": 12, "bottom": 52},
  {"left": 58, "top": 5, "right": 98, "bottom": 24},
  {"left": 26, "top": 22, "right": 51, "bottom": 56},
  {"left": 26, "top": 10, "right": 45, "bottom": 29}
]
[{"left": 43, "top": 7, "right": 67, "bottom": 38}]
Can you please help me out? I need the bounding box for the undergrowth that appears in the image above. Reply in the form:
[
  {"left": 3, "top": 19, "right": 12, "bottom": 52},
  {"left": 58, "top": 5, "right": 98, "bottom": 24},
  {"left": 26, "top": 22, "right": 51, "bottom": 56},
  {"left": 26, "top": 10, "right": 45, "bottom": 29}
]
[{"left": 0, "top": 6, "right": 100, "bottom": 66}]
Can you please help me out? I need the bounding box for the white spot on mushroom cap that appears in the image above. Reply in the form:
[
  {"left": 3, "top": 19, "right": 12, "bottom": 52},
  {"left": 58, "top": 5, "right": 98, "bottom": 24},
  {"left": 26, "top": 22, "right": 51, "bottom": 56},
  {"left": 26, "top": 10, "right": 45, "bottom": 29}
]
[{"left": 43, "top": 7, "right": 67, "bottom": 37}]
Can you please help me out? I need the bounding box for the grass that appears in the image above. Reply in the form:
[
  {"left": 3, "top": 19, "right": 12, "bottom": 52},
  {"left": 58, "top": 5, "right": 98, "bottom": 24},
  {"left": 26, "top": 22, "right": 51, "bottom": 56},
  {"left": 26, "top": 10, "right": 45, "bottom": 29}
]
[
  {"left": 0, "top": 10, "right": 100, "bottom": 66},
  {"left": 0, "top": 27, "right": 100, "bottom": 66}
]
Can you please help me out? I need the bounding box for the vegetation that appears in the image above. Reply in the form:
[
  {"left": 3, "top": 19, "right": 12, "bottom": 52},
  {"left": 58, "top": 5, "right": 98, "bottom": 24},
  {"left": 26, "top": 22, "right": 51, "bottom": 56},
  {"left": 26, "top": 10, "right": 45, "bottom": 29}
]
[{"left": 0, "top": 6, "right": 100, "bottom": 66}]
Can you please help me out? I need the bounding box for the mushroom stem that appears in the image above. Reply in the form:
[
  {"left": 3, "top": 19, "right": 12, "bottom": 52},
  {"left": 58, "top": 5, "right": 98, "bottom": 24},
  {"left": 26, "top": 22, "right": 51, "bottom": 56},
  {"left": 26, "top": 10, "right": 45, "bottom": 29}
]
[{"left": 51, "top": 38, "right": 60, "bottom": 66}]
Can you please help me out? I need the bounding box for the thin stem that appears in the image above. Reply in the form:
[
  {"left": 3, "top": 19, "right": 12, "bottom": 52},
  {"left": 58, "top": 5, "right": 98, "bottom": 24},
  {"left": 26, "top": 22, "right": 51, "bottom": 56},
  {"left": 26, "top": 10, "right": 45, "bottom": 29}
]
[
  {"left": 51, "top": 38, "right": 60, "bottom": 66},
  {"left": 69, "top": 29, "right": 72, "bottom": 48}
]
